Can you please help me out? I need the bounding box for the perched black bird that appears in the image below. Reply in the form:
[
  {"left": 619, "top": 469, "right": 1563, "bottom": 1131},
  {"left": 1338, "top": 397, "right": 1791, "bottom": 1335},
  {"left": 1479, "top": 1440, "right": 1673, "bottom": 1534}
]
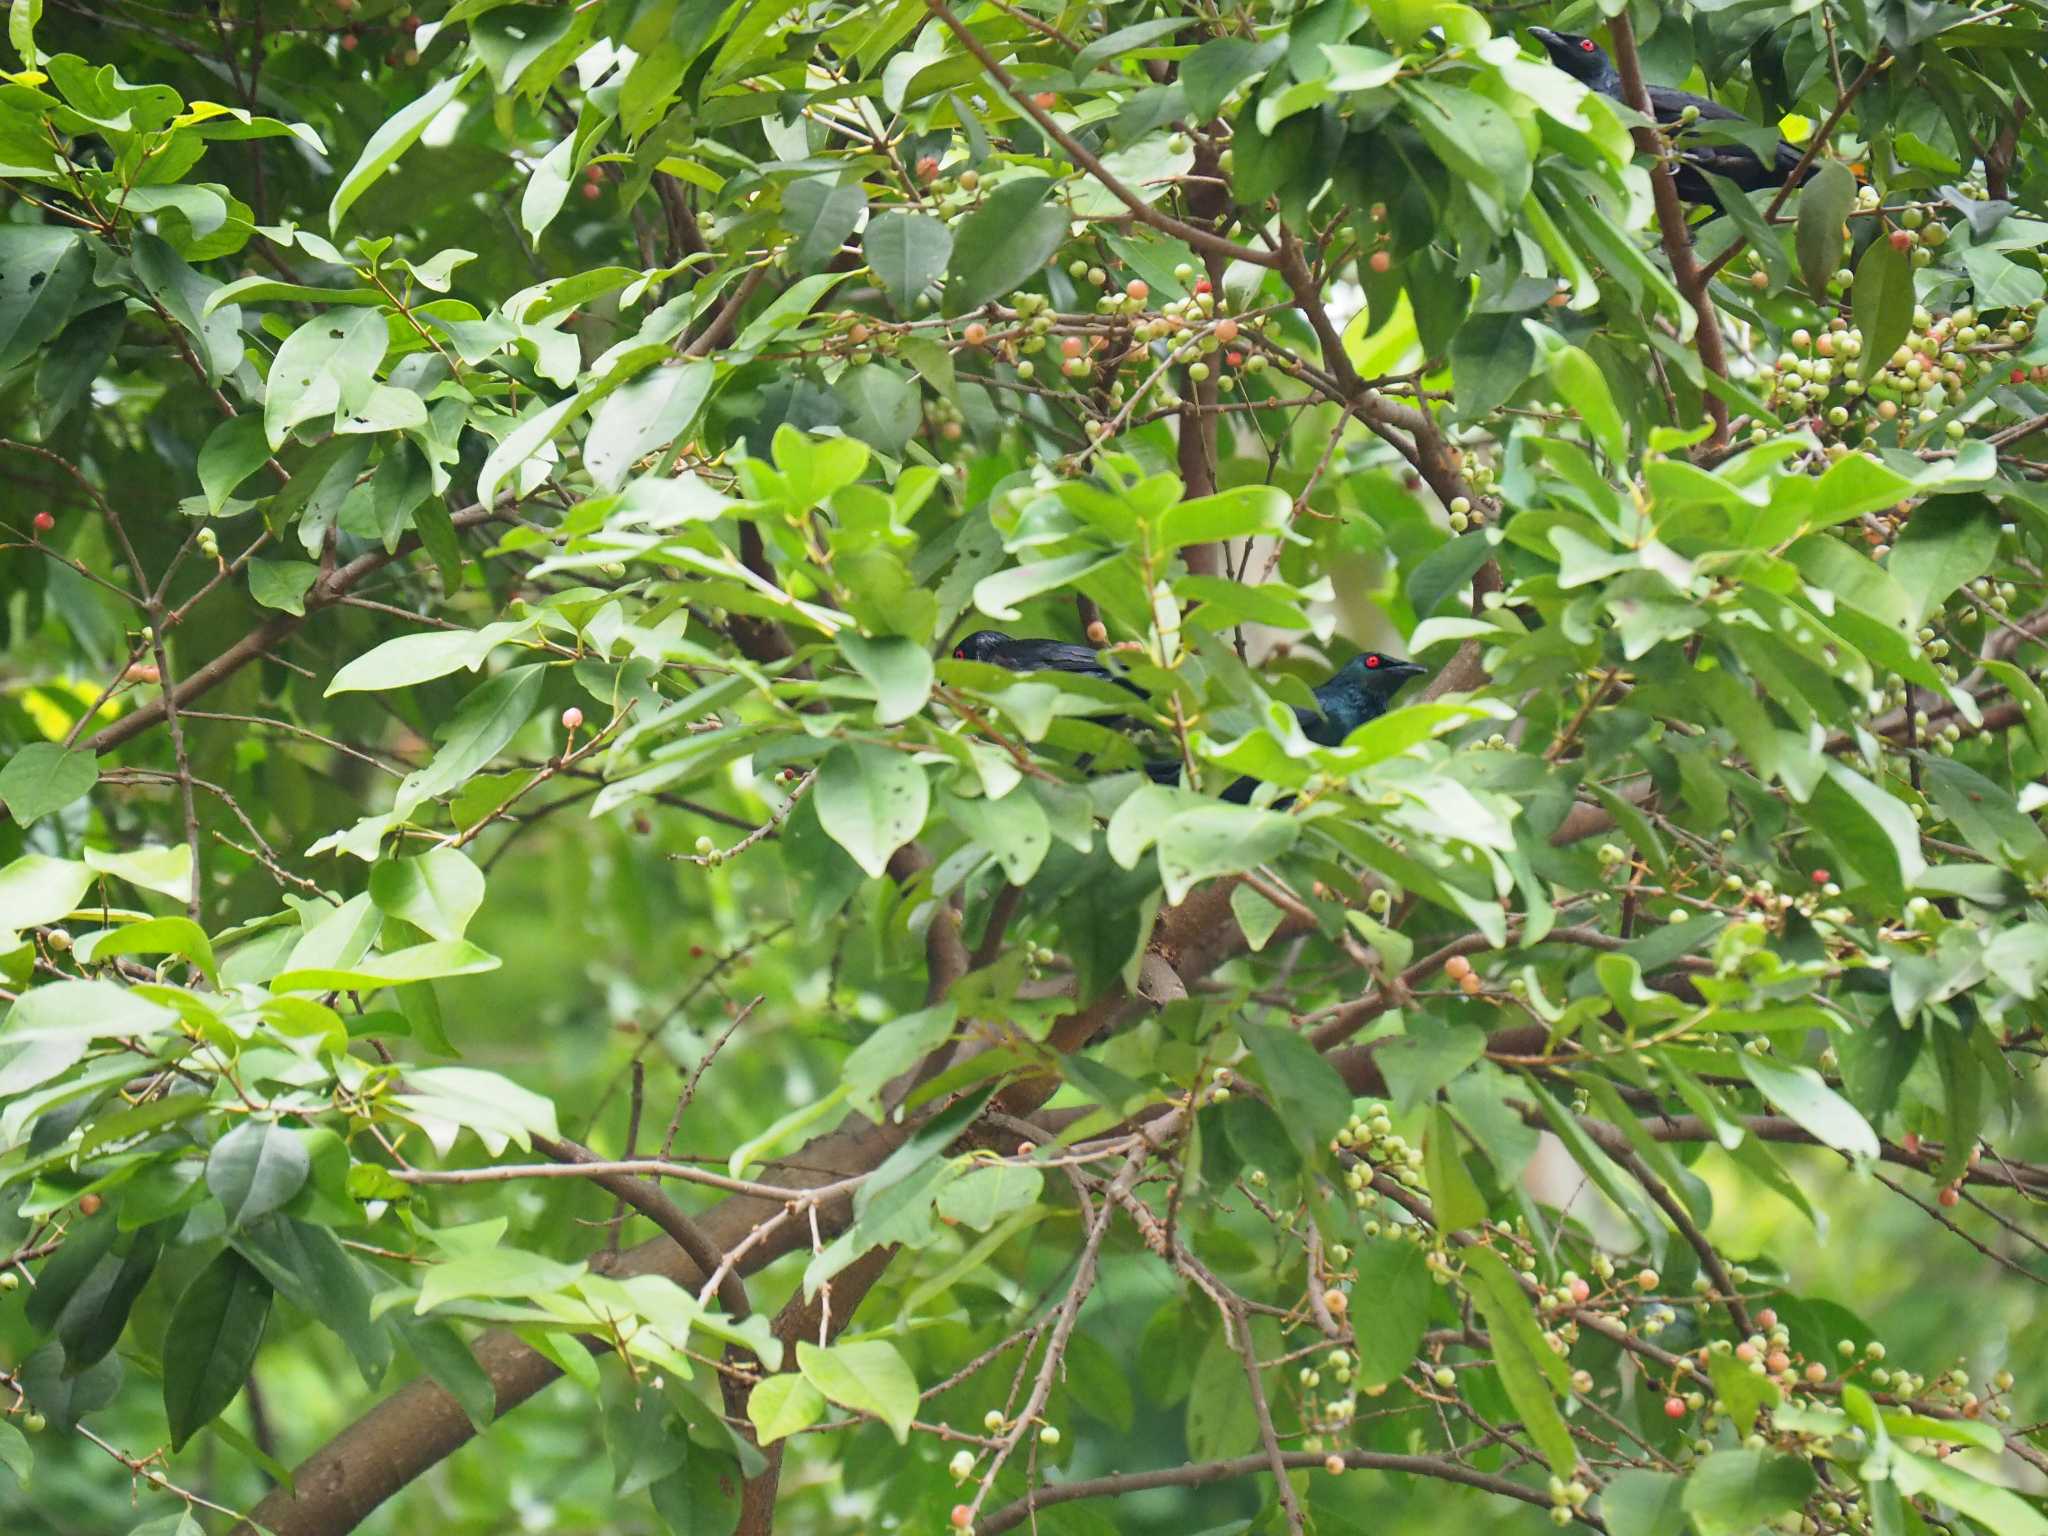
[
  {"left": 951, "top": 629, "right": 1146, "bottom": 699},
  {"left": 1530, "top": 27, "right": 1810, "bottom": 209},
  {"left": 1150, "top": 651, "right": 1428, "bottom": 803}
]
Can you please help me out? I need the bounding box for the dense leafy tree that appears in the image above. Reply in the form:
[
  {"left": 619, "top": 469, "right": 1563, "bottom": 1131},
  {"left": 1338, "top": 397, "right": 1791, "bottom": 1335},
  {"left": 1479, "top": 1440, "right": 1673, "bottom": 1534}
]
[{"left": 1, "top": 2, "right": 2046, "bottom": 1535}]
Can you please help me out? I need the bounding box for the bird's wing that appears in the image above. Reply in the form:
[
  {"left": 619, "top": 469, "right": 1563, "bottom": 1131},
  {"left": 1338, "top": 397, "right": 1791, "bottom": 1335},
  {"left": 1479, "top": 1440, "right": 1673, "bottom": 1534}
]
[{"left": 1646, "top": 83, "right": 1745, "bottom": 125}]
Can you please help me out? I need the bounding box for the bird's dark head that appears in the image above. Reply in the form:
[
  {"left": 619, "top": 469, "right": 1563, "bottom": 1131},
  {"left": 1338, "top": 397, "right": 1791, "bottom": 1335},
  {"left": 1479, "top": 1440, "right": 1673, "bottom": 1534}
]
[
  {"left": 951, "top": 630, "right": 1011, "bottom": 662},
  {"left": 1530, "top": 26, "right": 1614, "bottom": 86},
  {"left": 1332, "top": 651, "right": 1429, "bottom": 699}
]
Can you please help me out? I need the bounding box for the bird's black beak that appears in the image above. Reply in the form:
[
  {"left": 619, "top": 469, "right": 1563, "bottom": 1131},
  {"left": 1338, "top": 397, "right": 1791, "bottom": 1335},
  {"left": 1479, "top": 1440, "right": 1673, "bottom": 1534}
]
[
  {"left": 1389, "top": 661, "right": 1428, "bottom": 682},
  {"left": 1528, "top": 26, "right": 1565, "bottom": 57}
]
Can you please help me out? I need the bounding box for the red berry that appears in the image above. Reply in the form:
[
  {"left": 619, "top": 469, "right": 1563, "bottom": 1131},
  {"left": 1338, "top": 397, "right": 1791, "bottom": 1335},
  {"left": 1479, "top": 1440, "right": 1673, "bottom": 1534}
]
[
  {"left": 1125, "top": 279, "right": 1148, "bottom": 301},
  {"left": 1664, "top": 1396, "right": 1686, "bottom": 1419},
  {"left": 1032, "top": 92, "right": 1056, "bottom": 109},
  {"left": 560, "top": 706, "right": 584, "bottom": 732},
  {"left": 341, "top": 31, "right": 358, "bottom": 50},
  {"left": 951, "top": 1506, "right": 973, "bottom": 1530},
  {"left": 1061, "top": 336, "right": 1083, "bottom": 358},
  {"left": 1194, "top": 278, "right": 1212, "bottom": 294},
  {"left": 1890, "top": 230, "right": 1913, "bottom": 252},
  {"left": 2013, "top": 369, "right": 2028, "bottom": 385},
  {"left": 1811, "top": 868, "right": 1830, "bottom": 885},
  {"left": 1368, "top": 250, "right": 1392, "bottom": 274},
  {"left": 1938, "top": 1185, "right": 1960, "bottom": 1208},
  {"left": 916, "top": 155, "right": 940, "bottom": 182},
  {"left": 78, "top": 1192, "right": 103, "bottom": 1215},
  {"left": 32, "top": 511, "right": 54, "bottom": 532},
  {"left": 580, "top": 181, "right": 601, "bottom": 201},
  {"left": 1226, "top": 351, "right": 1243, "bottom": 366}
]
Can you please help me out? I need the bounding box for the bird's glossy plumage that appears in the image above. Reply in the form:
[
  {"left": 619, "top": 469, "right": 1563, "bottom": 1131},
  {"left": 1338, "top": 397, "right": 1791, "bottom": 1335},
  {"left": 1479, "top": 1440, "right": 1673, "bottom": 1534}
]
[
  {"left": 1148, "top": 651, "right": 1428, "bottom": 801},
  {"left": 1529, "top": 27, "right": 1809, "bottom": 209},
  {"left": 951, "top": 629, "right": 1145, "bottom": 698}
]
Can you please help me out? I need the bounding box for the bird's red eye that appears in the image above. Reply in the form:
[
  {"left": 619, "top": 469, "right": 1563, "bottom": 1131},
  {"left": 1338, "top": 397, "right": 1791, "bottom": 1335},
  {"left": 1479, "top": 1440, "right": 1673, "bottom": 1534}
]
[
  {"left": 953, "top": 647, "right": 965, "bottom": 659},
  {"left": 1366, "top": 655, "right": 1381, "bottom": 668},
  {"left": 1579, "top": 38, "right": 1596, "bottom": 51}
]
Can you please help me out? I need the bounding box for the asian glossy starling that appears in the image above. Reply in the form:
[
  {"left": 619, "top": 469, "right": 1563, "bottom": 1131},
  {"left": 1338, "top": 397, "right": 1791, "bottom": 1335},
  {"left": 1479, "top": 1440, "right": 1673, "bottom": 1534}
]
[{"left": 1530, "top": 27, "right": 1810, "bottom": 209}]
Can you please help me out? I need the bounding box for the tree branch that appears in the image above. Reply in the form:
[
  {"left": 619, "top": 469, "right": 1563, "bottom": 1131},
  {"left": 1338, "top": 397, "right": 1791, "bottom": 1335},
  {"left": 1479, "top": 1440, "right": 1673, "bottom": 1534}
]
[{"left": 1604, "top": 13, "right": 1730, "bottom": 450}]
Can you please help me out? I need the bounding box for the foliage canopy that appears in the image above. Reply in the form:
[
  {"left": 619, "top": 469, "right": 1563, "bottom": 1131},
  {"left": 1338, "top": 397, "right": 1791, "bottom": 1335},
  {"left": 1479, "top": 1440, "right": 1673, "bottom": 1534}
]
[{"left": 0, "top": 2, "right": 2046, "bottom": 1535}]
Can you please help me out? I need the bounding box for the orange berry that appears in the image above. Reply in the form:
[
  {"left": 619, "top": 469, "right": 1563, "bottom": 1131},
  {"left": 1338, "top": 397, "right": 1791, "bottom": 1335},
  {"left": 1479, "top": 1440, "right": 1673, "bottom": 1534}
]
[
  {"left": 1085, "top": 621, "right": 1108, "bottom": 645},
  {"left": 1214, "top": 317, "right": 1239, "bottom": 343},
  {"left": 1368, "top": 250, "right": 1392, "bottom": 273},
  {"left": 963, "top": 322, "right": 988, "bottom": 346}
]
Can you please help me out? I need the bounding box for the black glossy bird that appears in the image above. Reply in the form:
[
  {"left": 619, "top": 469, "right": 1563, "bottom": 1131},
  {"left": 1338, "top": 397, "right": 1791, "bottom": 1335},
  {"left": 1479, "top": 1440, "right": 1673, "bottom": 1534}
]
[
  {"left": 951, "top": 629, "right": 1146, "bottom": 699},
  {"left": 1530, "top": 27, "right": 1810, "bottom": 209},
  {"left": 1149, "top": 651, "right": 1428, "bottom": 803}
]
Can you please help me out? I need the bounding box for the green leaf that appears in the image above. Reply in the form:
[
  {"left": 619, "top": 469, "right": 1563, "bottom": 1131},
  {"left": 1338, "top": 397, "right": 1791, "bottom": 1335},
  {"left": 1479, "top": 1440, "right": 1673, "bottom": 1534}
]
[
  {"left": 935, "top": 1163, "right": 1043, "bottom": 1229},
  {"left": 1241, "top": 1020, "right": 1351, "bottom": 1151},
  {"left": 0, "top": 743, "right": 96, "bottom": 826},
  {"left": 82, "top": 843, "right": 193, "bottom": 903},
  {"left": 796, "top": 1339, "right": 918, "bottom": 1442},
  {"left": 0, "top": 227, "right": 88, "bottom": 371},
  {"left": 944, "top": 787, "right": 1050, "bottom": 885},
  {"left": 1851, "top": 231, "right": 1914, "bottom": 383},
  {"left": 475, "top": 394, "right": 585, "bottom": 511},
  {"left": 369, "top": 847, "right": 486, "bottom": 943},
  {"left": 83, "top": 915, "right": 217, "bottom": 985},
  {"left": 1739, "top": 1052, "right": 1880, "bottom": 1161},
  {"left": 1891, "top": 1448, "right": 2048, "bottom": 1536},
  {"left": 271, "top": 939, "right": 502, "bottom": 994},
  {"left": 944, "top": 177, "right": 1068, "bottom": 316},
  {"left": 1460, "top": 1247, "right": 1576, "bottom": 1478},
  {"left": 1602, "top": 1471, "right": 1687, "bottom": 1536},
  {"left": 206, "top": 1121, "right": 312, "bottom": 1229},
  {"left": 325, "top": 619, "right": 535, "bottom": 694},
  {"left": 233, "top": 1216, "right": 389, "bottom": 1388},
  {"left": 390, "top": 1064, "right": 560, "bottom": 1155},
  {"left": 1155, "top": 805, "right": 1297, "bottom": 904},
  {"left": 1185, "top": 1326, "right": 1262, "bottom": 1460},
  {"left": 0, "top": 979, "right": 177, "bottom": 1095},
  {"left": 329, "top": 61, "right": 483, "bottom": 231},
  {"left": 842, "top": 1004, "right": 957, "bottom": 1119},
  {"left": 0, "top": 1417, "right": 28, "bottom": 1489},
  {"left": 1889, "top": 495, "right": 2000, "bottom": 624},
  {"left": 584, "top": 362, "right": 713, "bottom": 492},
  {"left": 1183, "top": 36, "right": 1283, "bottom": 119},
  {"left": 1794, "top": 161, "right": 1856, "bottom": 300},
  {"left": 264, "top": 308, "right": 389, "bottom": 449},
  {"left": 785, "top": 176, "right": 867, "bottom": 274},
  {"left": 1808, "top": 761, "right": 1926, "bottom": 903},
  {"left": 814, "top": 742, "right": 929, "bottom": 878},
  {"left": 834, "top": 363, "right": 920, "bottom": 455},
  {"left": 415, "top": 1246, "right": 586, "bottom": 1313},
  {"left": 249, "top": 558, "right": 319, "bottom": 616},
  {"left": 0, "top": 853, "right": 92, "bottom": 933},
  {"left": 1423, "top": 1105, "right": 1488, "bottom": 1230},
  {"left": 865, "top": 210, "right": 953, "bottom": 316},
  {"left": 1682, "top": 1450, "right": 1817, "bottom": 1536},
  {"left": 162, "top": 1250, "right": 272, "bottom": 1449},
  {"left": 1707, "top": 1349, "right": 1782, "bottom": 1437},
  {"left": 747, "top": 1373, "right": 825, "bottom": 1446},
  {"left": 1350, "top": 1239, "right": 1429, "bottom": 1388}
]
